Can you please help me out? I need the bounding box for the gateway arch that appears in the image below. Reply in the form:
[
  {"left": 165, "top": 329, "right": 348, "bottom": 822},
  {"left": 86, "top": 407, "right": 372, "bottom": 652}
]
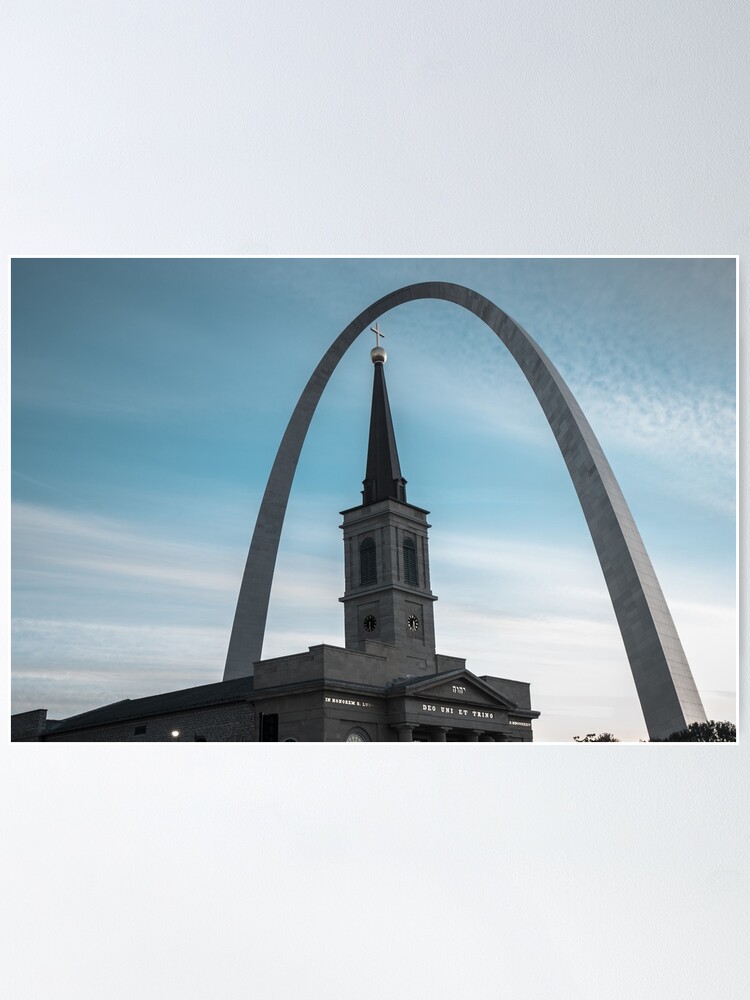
[{"left": 223, "top": 282, "right": 706, "bottom": 741}]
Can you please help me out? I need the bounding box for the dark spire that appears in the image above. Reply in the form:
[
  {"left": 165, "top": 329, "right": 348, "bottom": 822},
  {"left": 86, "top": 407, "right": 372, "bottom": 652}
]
[{"left": 362, "top": 344, "right": 407, "bottom": 506}]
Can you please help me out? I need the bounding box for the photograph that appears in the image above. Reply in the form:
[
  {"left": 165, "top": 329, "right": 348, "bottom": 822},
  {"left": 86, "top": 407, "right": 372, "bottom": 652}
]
[{"left": 10, "top": 257, "right": 736, "bottom": 743}]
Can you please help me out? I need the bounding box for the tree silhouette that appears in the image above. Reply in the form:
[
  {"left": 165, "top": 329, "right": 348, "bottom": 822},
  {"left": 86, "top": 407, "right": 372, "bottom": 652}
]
[
  {"left": 573, "top": 732, "right": 620, "bottom": 742},
  {"left": 659, "top": 720, "right": 736, "bottom": 742}
]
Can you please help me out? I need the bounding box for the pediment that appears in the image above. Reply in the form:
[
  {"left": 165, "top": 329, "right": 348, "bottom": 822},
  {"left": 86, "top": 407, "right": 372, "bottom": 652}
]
[{"left": 392, "top": 669, "right": 518, "bottom": 710}]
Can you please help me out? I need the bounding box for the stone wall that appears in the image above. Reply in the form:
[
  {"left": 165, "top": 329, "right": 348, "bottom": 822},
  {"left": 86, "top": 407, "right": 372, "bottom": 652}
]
[
  {"left": 11, "top": 709, "right": 49, "bottom": 741},
  {"left": 40, "top": 703, "right": 257, "bottom": 742}
]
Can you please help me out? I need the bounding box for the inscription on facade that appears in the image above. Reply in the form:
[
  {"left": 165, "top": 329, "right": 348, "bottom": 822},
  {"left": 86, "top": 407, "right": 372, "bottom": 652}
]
[
  {"left": 422, "top": 703, "right": 494, "bottom": 719},
  {"left": 509, "top": 719, "right": 532, "bottom": 727},
  {"left": 325, "top": 697, "right": 374, "bottom": 708}
]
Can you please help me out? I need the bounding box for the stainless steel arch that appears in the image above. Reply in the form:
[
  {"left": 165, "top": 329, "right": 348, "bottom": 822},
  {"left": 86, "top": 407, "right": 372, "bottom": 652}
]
[{"left": 224, "top": 282, "right": 706, "bottom": 740}]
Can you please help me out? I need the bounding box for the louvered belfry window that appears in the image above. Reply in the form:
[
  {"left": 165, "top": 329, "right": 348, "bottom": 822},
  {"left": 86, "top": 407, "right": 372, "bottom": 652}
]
[
  {"left": 360, "top": 537, "right": 377, "bottom": 585},
  {"left": 403, "top": 538, "right": 418, "bottom": 586}
]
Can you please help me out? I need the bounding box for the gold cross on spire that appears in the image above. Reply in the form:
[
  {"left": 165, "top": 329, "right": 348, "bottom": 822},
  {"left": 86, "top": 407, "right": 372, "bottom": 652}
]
[{"left": 370, "top": 322, "right": 385, "bottom": 348}]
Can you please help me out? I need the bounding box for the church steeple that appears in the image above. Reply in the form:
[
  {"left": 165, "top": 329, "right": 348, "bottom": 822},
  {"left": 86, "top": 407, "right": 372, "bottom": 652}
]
[
  {"left": 362, "top": 324, "right": 407, "bottom": 506},
  {"left": 340, "top": 327, "right": 437, "bottom": 663}
]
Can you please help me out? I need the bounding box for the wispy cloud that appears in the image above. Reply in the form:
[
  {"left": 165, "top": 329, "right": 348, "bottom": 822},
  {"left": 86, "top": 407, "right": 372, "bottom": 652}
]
[
  {"left": 396, "top": 325, "right": 735, "bottom": 512},
  {"left": 11, "top": 618, "right": 229, "bottom": 717},
  {"left": 10, "top": 500, "right": 345, "bottom": 714},
  {"left": 432, "top": 531, "right": 614, "bottom": 619},
  {"left": 12, "top": 501, "right": 239, "bottom": 600}
]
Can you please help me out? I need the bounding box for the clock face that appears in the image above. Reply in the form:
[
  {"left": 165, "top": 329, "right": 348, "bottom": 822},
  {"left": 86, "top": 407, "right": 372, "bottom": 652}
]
[
  {"left": 364, "top": 615, "right": 377, "bottom": 632},
  {"left": 408, "top": 614, "right": 420, "bottom": 631}
]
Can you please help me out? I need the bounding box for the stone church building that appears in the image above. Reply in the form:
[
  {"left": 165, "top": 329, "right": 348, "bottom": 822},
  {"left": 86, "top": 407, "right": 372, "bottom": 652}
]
[{"left": 13, "top": 340, "right": 539, "bottom": 742}]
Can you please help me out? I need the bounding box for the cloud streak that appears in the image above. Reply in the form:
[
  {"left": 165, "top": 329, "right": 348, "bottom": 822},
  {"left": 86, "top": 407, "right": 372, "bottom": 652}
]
[{"left": 394, "top": 323, "right": 735, "bottom": 517}]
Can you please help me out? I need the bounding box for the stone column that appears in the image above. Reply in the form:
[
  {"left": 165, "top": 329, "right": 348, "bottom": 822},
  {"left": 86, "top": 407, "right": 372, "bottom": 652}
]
[
  {"left": 394, "top": 724, "right": 415, "bottom": 742},
  {"left": 431, "top": 727, "right": 450, "bottom": 742},
  {"left": 464, "top": 731, "right": 480, "bottom": 742}
]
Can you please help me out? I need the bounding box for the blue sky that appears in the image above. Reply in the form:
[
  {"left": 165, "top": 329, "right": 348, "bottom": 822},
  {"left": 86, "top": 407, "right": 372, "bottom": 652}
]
[{"left": 10, "top": 257, "right": 736, "bottom": 740}]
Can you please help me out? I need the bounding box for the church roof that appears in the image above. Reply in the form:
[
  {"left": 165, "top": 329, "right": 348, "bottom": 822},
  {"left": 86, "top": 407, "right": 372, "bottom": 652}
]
[
  {"left": 362, "top": 355, "right": 408, "bottom": 505},
  {"left": 386, "top": 667, "right": 522, "bottom": 710},
  {"left": 45, "top": 675, "right": 255, "bottom": 735}
]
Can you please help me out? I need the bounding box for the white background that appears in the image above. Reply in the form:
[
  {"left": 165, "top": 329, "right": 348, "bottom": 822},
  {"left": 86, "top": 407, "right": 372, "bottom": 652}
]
[{"left": 2, "top": 3, "right": 746, "bottom": 998}]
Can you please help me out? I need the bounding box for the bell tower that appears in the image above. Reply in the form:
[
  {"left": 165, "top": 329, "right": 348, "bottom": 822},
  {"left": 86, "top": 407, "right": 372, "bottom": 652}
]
[{"left": 340, "top": 328, "right": 437, "bottom": 670}]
